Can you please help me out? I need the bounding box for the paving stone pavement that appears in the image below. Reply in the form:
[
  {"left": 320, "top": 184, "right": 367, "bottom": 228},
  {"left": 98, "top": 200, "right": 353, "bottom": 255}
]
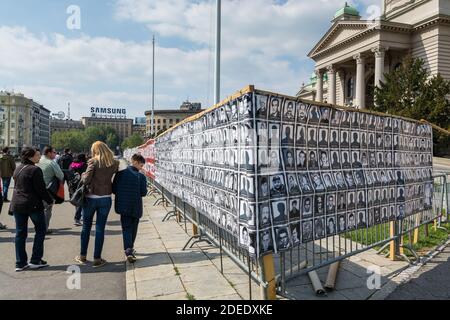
[
  {"left": 126, "top": 196, "right": 261, "bottom": 301},
  {"left": 127, "top": 194, "right": 416, "bottom": 300},
  {"left": 386, "top": 243, "right": 450, "bottom": 300}
]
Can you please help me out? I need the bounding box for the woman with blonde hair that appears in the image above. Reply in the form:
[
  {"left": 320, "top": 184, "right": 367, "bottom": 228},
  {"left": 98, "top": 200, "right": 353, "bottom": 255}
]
[{"left": 75, "top": 141, "right": 119, "bottom": 268}]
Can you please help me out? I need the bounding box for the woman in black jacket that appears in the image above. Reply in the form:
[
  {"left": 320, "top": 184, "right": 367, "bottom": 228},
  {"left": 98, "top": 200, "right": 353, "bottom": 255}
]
[{"left": 10, "top": 148, "right": 54, "bottom": 272}]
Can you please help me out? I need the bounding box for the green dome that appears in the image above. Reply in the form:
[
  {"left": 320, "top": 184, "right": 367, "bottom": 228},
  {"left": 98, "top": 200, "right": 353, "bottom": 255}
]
[
  {"left": 309, "top": 72, "right": 328, "bottom": 85},
  {"left": 334, "top": 2, "right": 360, "bottom": 19}
]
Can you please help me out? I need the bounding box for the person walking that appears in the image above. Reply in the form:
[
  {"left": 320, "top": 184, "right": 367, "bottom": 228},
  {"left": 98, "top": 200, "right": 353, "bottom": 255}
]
[
  {"left": 57, "top": 148, "right": 74, "bottom": 183},
  {"left": 112, "top": 154, "right": 147, "bottom": 263},
  {"left": 75, "top": 141, "right": 119, "bottom": 268},
  {"left": 37, "top": 146, "right": 64, "bottom": 234},
  {"left": 0, "top": 147, "right": 16, "bottom": 202},
  {"left": 10, "top": 148, "right": 54, "bottom": 271},
  {"left": 69, "top": 153, "right": 88, "bottom": 226},
  {"left": 0, "top": 181, "right": 5, "bottom": 230}
]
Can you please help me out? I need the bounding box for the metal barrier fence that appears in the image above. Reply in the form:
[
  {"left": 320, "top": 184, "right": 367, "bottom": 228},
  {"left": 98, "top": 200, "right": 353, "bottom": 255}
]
[
  {"left": 146, "top": 176, "right": 269, "bottom": 300},
  {"left": 147, "top": 173, "right": 449, "bottom": 300}
]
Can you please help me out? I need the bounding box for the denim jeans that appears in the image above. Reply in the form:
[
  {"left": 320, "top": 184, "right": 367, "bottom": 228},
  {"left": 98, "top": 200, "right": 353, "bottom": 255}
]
[
  {"left": 120, "top": 215, "right": 140, "bottom": 253},
  {"left": 14, "top": 211, "right": 46, "bottom": 267},
  {"left": 74, "top": 206, "right": 83, "bottom": 221},
  {"left": 80, "top": 197, "right": 112, "bottom": 259},
  {"left": 2, "top": 177, "right": 11, "bottom": 200}
]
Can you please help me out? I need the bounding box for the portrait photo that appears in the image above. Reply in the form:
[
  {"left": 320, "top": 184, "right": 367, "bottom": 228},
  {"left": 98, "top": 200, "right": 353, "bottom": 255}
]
[
  {"left": 318, "top": 129, "right": 329, "bottom": 148},
  {"left": 259, "top": 203, "right": 272, "bottom": 228},
  {"left": 319, "top": 150, "right": 330, "bottom": 169},
  {"left": 272, "top": 200, "right": 288, "bottom": 224},
  {"left": 331, "top": 151, "right": 341, "bottom": 170},
  {"left": 314, "top": 194, "right": 325, "bottom": 216},
  {"left": 268, "top": 123, "right": 280, "bottom": 146},
  {"left": 340, "top": 130, "right": 350, "bottom": 149},
  {"left": 297, "top": 103, "right": 309, "bottom": 124},
  {"left": 275, "top": 226, "right": 291, "bottom": 250},
  {"left": 331, "top": 109, "right": 341, "bottom": 126},
  {"left": 286, "top": 173, "right": 301, "bottom": 195},
  {"left": 269, "top": 96, "right": 282, "bottom": 120},
  {"left": 255, "top": 94, "right": 268, "bottom": 118},
  {"left": 310, "top": 172, "right": 326, "bottom": 192},
  {"left": 326, "top": 216, "right": 336, "bottom": 235},
  {"left": 301, "top": 220, "right": 313, "bottom": 243},
  {"left": 330, "top": 129, "right": 339, "bottom": 148},
  {"left": 283, "top": 100, "right": 296, "bottom": 122},
  {"left": 270, "top": 174, "right": 287, "bottom": 197},
  {"left": 308, "top": 105, "right": 321, "bottom": 124},
  {"left": 298, "top": 173, "right": 313, "bottom": 193},
  {"left": 258, "top": 176, "right": 270, "bottom": 199},
  {"left": 290, "top": 223, "right": 301, "bottom": 246},
  {"left": 307, "top": 127, "right": 318, "bottom": 147},
  {"left": 289, "top": 198, "right": 301, "bottom": 221},
  {"left": 314, "top": 217, "right": 326, "bottom": 240},
  {"left": 320, "top": 107, "right": 331, "bottom": 125},
  {"left": 296, "top": 150, "right": 307, "bottom": 170},
  {"left": 326, "top": 193, "right": 336, "bottom": 215},
  {"left": 281, "top": 125, "right": 295, "bottom": 146},
  {"left": 259, "top": 229, "right": 274, "bottom": 254},
  {"left": 302, "top": 196, "right": 313, "bottom": 219},
  {"left": 296, "top": 125, "right": 306, "bottom": 146},
  {"left": 283, "top": 148, "right": 296, "bottom": 170},
  {"left": 308, "top": 150, "right": 319, "bottom": 170},
  {"left": 337, "top": 214, "right": 346, "bottom": 233}
]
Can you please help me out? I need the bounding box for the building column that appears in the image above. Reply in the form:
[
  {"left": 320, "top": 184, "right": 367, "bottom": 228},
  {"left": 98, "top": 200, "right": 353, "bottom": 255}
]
[
  {"left": 353, "top": 53, "right": 366, "bottom": 109},
  {"left": 372, "top": 47, "right": 388, "bottom": 89},
  {"left": 327, "top": 65, "right": 336, "bottom": 105},
  {"left": 315, "top": 69, "right": 324, "bottom": 103}
]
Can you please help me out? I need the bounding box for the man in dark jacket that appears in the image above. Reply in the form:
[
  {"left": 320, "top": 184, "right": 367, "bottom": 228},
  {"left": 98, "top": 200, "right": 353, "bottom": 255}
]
[
  {"left": 10, "top": 147, "right": 54, "bottom": 271},
  {"left": 0, "top": 147, "right": 16, "bottom": 202},
  {"left": 112, "top": 154, "right": 147, "bottom": 263}
]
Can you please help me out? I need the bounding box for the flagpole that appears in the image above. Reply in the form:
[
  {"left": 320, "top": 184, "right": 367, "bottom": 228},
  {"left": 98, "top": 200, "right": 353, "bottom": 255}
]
[
  {"left": 151, "top": 35, "right": 155, "bottom": 137},
  {"left": 214, "top": 0, "right": 221, "bottom": 104}
]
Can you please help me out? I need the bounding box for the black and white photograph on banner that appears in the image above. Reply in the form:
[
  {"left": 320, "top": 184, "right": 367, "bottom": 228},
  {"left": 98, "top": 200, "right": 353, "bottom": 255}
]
[
  {"left": 283, "top": 100, "right": 296, "bottom": 122},
  {"left": 275, "top": 226, "right": 291, "bottom": 250},
  {"left": 154, "top": 89, "right": 434, "bottom": 260},
  {"left": 259, "top": 229, "right": 274, "bottom": 255},
  {"left": 301, "top": 220, "right": 313, "bottom": 243},
  {"left": 259, "top": 203, "right": 272, "bottom": 228},
  {"left": 272, "top": 200, "right": 288, "bottom": 224},
  {"left": 290, "top": 223, "right": 301, "bottom": 245}
]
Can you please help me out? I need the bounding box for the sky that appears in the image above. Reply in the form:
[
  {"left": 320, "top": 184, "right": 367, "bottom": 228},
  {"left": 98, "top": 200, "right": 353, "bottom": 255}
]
[{"left": 0, "top": 0, "right": 380, "bottom": 120}]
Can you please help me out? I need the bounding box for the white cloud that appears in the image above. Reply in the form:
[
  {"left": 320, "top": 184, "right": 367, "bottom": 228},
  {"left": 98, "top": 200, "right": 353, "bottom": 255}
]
[{"left": 0, "top": 0, "right": 380, "bottom": 120}]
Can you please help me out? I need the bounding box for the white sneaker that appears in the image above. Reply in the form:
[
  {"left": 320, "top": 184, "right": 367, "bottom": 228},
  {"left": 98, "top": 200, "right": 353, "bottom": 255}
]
[
  {"left": 29, "top": 260, "right": 49, "bottom": 269},
  {"left": 15, "top": 264, "right": 30, "bottom": 272}
]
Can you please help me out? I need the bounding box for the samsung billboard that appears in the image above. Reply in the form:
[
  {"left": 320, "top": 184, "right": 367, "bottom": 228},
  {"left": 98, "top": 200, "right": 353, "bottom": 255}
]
[{"left": 90, "top": 107, "right": 127, "bottom": 118}]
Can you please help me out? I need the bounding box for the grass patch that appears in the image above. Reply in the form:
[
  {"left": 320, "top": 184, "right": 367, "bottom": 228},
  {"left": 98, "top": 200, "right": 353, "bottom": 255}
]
[
  {"left": 174, "top": 267, "right": 181, "bottom": 276},
  {"left": 186, "top": 293, "right": 196, "bottom": 300},
  {"left": 343, "top": 221, "right": 450, "bottom": 257}
]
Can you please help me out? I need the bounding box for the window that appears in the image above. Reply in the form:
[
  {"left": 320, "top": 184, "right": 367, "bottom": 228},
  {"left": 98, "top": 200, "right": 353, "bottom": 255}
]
[
  {"left": 347, "top": 77, "right": 354, "bottom": 98},
  {"left": 157, "top": 119, "right": 161, "bottom": 124},
  {"left": 10, "top": 139, "right": 14, "bottom": 144},
  {"left": 163, "top": 119, "right": 167, "bottom": 124}
]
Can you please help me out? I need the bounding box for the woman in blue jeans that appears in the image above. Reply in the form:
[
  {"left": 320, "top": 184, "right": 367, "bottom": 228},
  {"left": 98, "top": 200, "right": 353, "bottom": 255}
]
[
  {"left": 10, "top": 148, "right": 54, "bottom": 271},
  {"left": 75, "top": 141, "right": 119, "bottom": 268}
]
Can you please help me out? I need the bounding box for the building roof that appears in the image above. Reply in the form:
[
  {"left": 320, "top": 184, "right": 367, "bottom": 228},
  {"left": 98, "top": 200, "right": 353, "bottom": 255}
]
[{"left": 144, "top": 109, "right": 203, "bottom": 116}]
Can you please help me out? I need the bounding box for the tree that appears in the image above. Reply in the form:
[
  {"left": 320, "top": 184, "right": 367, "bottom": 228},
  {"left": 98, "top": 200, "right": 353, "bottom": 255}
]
[
  {"left": 52, "top": 130, "right": 87, "bottom": 153},
  {"left": 373, "top": 56, "right": 450, "bottom": 156},
  {"left": 51, "top": 126, "right": 121, "bottom": 154},
  {"left": 122, "top": 133, "right": 144, "bottom": 150}
]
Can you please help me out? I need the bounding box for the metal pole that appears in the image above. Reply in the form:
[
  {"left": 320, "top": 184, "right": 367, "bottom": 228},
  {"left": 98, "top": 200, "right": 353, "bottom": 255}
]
[
  {"left": 214, "top": 0, "right": 221, "bottom": 104},
  {"left": 151, "top": 35, "right": 155, "bottom": 137}
]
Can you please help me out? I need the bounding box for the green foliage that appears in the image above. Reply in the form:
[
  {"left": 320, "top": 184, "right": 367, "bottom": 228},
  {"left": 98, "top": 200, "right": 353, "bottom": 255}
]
[
  {"left": 121, "top": 133, "right": 144, "bottom": 150},
  {"left": 373, "top": 56, "right": 450, "bottom": 156},
  {"left": 51, "top": 126, "right": 120, "bottom": 153}
]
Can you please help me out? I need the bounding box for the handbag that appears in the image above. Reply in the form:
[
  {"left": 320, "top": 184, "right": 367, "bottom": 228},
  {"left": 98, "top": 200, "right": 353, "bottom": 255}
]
[
  {"left": 47, "top": 177, "right": 64, "bottom": 204},
  {"left": 70, "top": 183, "right": 87, "bottom": 207}
]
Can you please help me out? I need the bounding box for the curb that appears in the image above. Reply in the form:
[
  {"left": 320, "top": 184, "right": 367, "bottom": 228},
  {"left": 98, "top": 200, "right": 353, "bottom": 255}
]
[{"left": 368, "top": 237, "right": 450, "bottom": 300}]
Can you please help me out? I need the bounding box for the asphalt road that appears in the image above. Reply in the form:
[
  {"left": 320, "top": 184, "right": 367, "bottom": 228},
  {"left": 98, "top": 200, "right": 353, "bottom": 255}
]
[{"left": 0, "top": 185, "right": 126, "bottom": 300}]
